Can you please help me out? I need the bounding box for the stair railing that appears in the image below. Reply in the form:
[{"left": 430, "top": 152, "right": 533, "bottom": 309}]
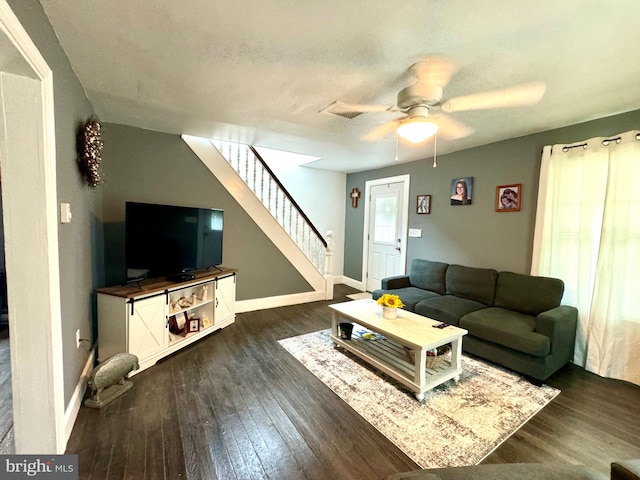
[{"left": 212, "top": 140, "right": 329, "bottom": 275}]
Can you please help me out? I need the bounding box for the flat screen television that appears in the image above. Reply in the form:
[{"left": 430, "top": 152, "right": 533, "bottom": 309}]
[{"left": 125, "top": 201, "right": 223, "bottom": 281}]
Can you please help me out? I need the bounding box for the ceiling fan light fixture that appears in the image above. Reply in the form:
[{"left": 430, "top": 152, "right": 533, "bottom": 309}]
[{"left": 397, "top": 119, "right": 438, "bottom": 143}]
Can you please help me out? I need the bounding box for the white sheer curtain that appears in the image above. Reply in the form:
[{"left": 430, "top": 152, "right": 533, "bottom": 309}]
[{"left": 532, "top": 130, "right": 640, "bottom": 386}]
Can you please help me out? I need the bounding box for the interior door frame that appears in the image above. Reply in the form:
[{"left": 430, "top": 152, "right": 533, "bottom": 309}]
[
  {"left": 361, "top": 174, "right": 410, "bottom": 291},
  {"left": 0, "top": 1, "right": 65, "bottom": 453}
]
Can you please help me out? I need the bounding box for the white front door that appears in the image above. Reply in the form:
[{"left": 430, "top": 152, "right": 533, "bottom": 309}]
[{"left": 365, "top": 179, "right": 408, "bottom": 292}]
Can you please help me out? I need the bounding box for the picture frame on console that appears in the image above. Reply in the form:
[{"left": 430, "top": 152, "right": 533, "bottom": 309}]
[
  {"left": 495, "top": 184, "right": 522, "bottom": 212},
  {"left": 417, "top": 195, "right": 431, "bottom": 214},
  {"left": 186, "top": 317, "right": 200, "bottom": 334}
]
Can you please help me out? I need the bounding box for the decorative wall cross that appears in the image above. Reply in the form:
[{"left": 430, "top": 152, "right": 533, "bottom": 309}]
[{"left": 350, "top": 187, "right": 361, "bottom": 208}]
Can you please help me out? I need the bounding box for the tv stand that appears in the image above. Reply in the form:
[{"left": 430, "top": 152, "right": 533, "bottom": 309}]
[
  {"left": 168, "top": 272, "right": 196, "bottom": 282},
  {"left": 97, "top": 268, "right": 237, "bottom": 375}
]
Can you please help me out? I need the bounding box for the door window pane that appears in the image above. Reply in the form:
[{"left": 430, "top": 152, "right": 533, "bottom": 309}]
[{"left": 374, "top": 197, "right": 397, "bottom": 243}]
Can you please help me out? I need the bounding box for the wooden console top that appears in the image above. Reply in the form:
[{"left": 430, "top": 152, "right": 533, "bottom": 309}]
[{"left": 96, "top": 267, "right": 238, "bottom": 299}]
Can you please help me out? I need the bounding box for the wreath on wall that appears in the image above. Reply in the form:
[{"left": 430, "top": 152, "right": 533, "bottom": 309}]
[{"left": 77, "top": 118, "right": 104, "bottom": 187}]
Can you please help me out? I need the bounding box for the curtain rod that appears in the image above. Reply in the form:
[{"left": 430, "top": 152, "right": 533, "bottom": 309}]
[
  {"left": 559, "top": 133, "right": 640, "bottom": 152},
  {"left": 543, "top": 132, "right": 640, "bottom": 155}
]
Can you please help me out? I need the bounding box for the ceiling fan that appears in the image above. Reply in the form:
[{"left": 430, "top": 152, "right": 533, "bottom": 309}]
[{"left": 321, "top": 58, "right": 546, "bottom": 144}]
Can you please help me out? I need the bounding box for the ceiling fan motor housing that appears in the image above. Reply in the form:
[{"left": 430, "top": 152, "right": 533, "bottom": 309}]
[{"left": 397, "top": 84, "right": 443, "bottom": 109}]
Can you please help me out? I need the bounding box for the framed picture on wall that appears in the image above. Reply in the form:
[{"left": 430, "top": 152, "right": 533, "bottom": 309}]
[
  {"left": 417, "top": 195, "right": 431, "bottom": 214},
  {"left": 450, "top": 177, "right": 473, "bottom": 205},
  {"left": 495, "top": 184, "right": 522, "bottom": 212}
]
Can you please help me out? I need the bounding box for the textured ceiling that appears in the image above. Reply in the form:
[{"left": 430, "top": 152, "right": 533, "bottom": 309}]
[{"left": 39, "top": 0, "right": 640, "bottom": 172}]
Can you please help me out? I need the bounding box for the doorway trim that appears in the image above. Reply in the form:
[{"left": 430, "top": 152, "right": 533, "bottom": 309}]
[
  {"left": 361, "top": 174, "right": 410, "bottom": 291},
  {"left": 0, "top": 1, "right": 65, "bottom": 453}
]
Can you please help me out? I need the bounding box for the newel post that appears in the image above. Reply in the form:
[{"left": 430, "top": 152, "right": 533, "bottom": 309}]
[{"left": 324, "top": 230, "right": 334, "bottom": 300}]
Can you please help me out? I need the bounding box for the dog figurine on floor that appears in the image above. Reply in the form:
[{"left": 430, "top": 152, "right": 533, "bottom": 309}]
[{"left": 84, "top": 353, "right": 139, "bottom": 409}]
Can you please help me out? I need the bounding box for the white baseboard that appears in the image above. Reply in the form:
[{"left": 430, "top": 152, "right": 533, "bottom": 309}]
[
  {"left": 236, "top": 290, "right": 326, "bottom": 313},
  {"left": 339, "top": 276, "right": 366, "bottom": 291},
  {"left": 64, "top": 348, "right": 95, "bottom": 445},
  {"left": 235, "top": 278, "right": 371, "bottom": 313}
]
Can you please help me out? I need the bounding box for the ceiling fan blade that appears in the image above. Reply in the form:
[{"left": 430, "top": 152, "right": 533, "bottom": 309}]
[
  {"left": 441, "top": 82, "right": 546, "bottom": 113},
  {"left": 320, "top": 101, "right": 396, "bottom": 117},
  {"left": 361, "top": 118, "right": 402, "bottom": 142},
  {"left": 434, "top": 115, "right": 474, "bottom": 140},
  {"left": 410, "top": 57, "right": 455, "bottom": 89}
]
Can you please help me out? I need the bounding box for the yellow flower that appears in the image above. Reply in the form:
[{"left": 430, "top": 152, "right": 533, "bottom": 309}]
[{"left": 376, "top": 293, "right": 404, "bottom": 309}]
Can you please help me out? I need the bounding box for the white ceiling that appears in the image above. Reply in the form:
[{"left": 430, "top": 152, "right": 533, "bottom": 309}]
[{"left": 39, "top": 0, "right": 640, "bottom": 172}]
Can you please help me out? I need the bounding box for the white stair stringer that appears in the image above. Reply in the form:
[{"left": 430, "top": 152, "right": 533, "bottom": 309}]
[{"left": 182, "top": 135, "right": 330, "bottom": 311}]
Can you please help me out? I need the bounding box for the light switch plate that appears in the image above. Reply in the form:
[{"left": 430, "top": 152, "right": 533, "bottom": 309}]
[
  {"left": 60, "top": 203, "right": 72, "bottom": 223},
  {"left": 408, "top": 228, "right": 422, "bottom": 238}
]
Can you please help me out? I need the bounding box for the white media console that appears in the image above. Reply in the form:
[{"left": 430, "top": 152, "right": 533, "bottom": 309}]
[{"left": 97, "top": 268, "right": 237, "bottom": 375}]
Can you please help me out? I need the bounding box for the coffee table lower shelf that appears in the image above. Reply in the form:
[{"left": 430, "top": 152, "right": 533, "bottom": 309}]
[{"left": 331, "top": 332, "right": 460, "bottom": 401}]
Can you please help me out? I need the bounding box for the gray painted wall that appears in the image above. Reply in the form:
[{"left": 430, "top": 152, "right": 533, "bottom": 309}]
[
  {"left": 100, "top": 123, "right": 310, "bottom": 300},
  {"left": 11, "top": 0, "right": 640, "bottom": 408},
  {"left": 345, "top": 109, "right": 640, "bottom": 281},
  {"left": 8, "top": 0, "right": 101, "bottom": 405}
]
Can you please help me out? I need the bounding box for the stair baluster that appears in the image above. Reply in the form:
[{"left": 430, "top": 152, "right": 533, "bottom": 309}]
[{"left": 211, "top": 140, "right": 328, "bottom": 275}]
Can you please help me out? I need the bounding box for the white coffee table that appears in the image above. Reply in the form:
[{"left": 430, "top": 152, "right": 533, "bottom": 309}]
[{"left": 329, "top": 299, "right": 468, "bottom": 401}]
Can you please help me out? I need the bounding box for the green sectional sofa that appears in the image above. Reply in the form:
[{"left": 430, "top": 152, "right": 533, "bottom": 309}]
[{"left": 372, "top": 259, "right": 578, "bottom": 382}]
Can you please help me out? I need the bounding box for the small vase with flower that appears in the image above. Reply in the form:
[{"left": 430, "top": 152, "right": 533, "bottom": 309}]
[{"left": 376, "top": 293, "right": 404, "bottom": 319}]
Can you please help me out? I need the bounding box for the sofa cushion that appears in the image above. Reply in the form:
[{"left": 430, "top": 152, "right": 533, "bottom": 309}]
[
  {"left": 373, "top": 287, "right": 441, "bottom": 312},
  {"left": 409, "top": 259, "right": 448, "bottom": 295},
  {"left": 494, "top": 271, "right": 564, "bottom": 316},
  {"left": 415, "top": 295, "right": 488, "bottom": 326},
  {"left": 445, "top": 264, "right": 498, "bottom": 306},
  {"left": 460, "top": 307, "right": 550, "bottom": 357}
]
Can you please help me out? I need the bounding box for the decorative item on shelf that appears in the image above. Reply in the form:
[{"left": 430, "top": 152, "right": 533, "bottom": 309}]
[
  {"left": 200, "top": 315, "right": 212, "bottom": 329},
  {"left": 168, "top": 315, "right": 185, "bottom": 335},
  {"left": 197, "top": 285, "right": 209, "bottom": 301},
  {"left": 338, "top": 322, "right": 354, "bottom": 340},
  {"left": 169, "top": 297, "right": 183, "bottom": 313},
  {"left": 177, "top": 296, "right": 194, "bottom": 309},
  {"left": 186, "top": 316, "right": 200, "bottom": 334},
  {"left": 425, "top": 344, "right": 451, "bottom": 369},
  {"left": 77, "top": 118, "right": 104, "bottom": 188},
  {"left": 355, "top": 330, "right": 386, "bottom": 341},
  {"left": 404, "top": 344, "right": 451, "bottom": 369},
  {"left": 376, "top": 293, "right": 404, "bottom": 319}
]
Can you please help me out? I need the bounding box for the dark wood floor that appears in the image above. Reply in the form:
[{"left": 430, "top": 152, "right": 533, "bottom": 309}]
[
  {"left": 0, "top": 325, "right": 13, "bottom": 454},
  {"left": 66, "top": 284, "right": 640, "bottom": 480}
]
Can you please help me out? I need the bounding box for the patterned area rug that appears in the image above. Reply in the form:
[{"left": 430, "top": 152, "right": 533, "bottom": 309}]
[
  {"left": 346, "top": 292, "right": 372, "bottom": 300},
  {"left": 278, "top": 329, "right": 559, "bottom": 468}
]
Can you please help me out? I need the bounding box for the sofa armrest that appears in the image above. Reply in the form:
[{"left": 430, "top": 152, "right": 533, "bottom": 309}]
[
  {"left": 535, "top": 305, "right": 578, "bottom": 355},
  {"left": 612, "top": 460, "right": 640, "bottom": 480},
  {"left": 382, "top": 275, "right": 411, "bottom": 290}
]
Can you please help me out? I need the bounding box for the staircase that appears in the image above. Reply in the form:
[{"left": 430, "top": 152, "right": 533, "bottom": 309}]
[{"left": 182, "top": 135, "right": 334, "bottom": 307}]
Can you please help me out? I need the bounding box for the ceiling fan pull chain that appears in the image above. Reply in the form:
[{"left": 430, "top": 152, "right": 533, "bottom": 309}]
[
  {"left": 433, "top": 132, "right": 438, "bottom": 168},
  {"left": 395, "top": 127, "right": 399, "bottom": 162}
]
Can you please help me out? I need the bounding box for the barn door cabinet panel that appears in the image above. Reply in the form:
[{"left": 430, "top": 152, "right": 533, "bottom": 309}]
[
  {"left": 214, "top": 274, "right": 236, "bottom": 327},
  {"left": 97, "top": 268, "right": 237, "bottom": 375}
]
